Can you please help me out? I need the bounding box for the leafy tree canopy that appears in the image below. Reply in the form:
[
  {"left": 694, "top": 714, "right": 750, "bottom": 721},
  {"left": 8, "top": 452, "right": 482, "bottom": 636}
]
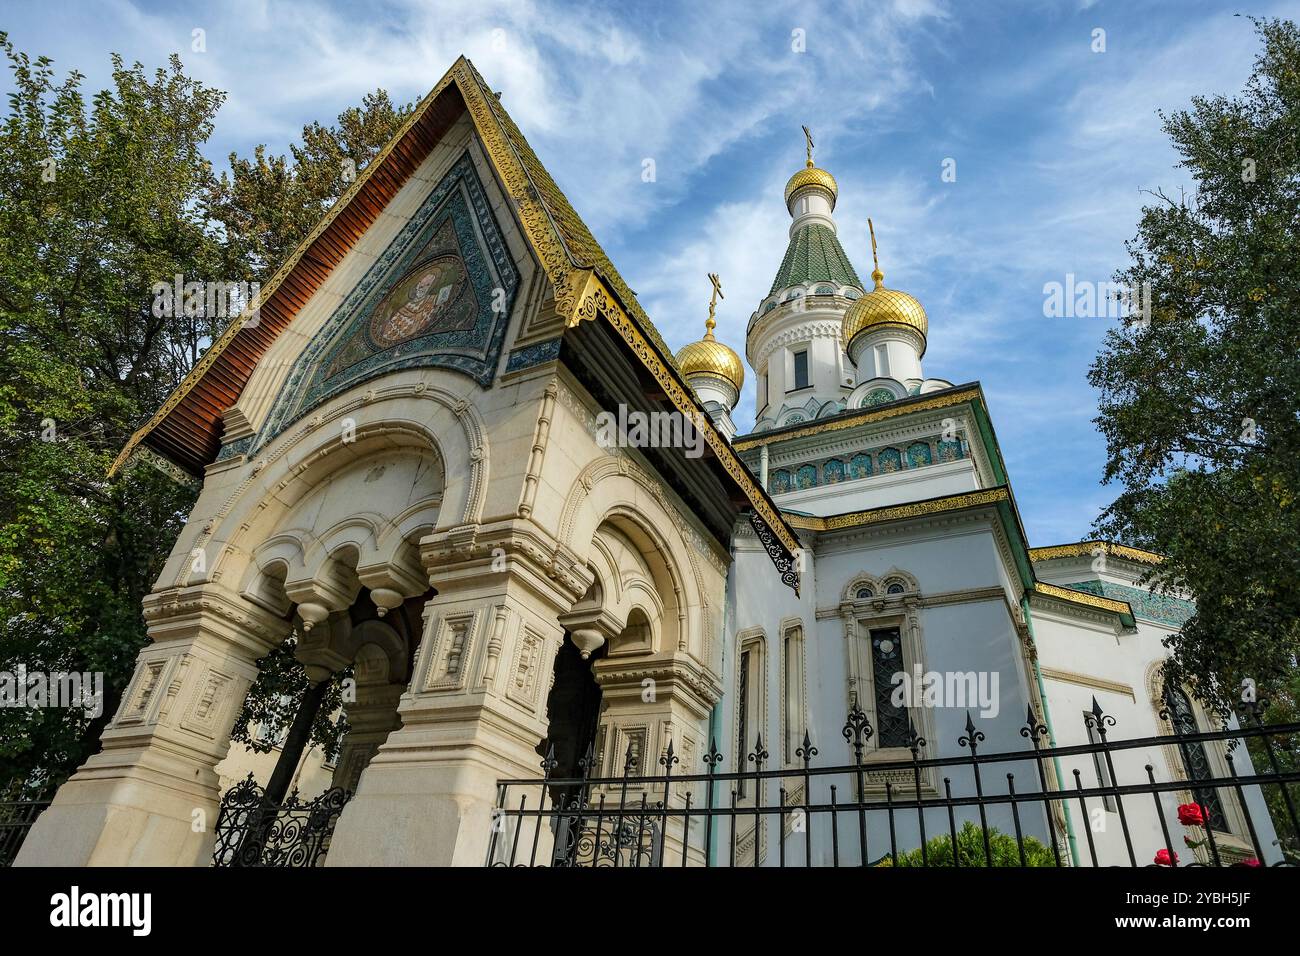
[
  {"left": 1089, "top": 17, "right": 1300, "bottom": 717},
  {"left": 0, "top": 30, "right": 411, "bottom": 792}
]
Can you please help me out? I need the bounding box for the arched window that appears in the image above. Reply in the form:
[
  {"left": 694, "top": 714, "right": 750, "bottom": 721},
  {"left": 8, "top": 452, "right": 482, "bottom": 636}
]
[
  {"left": 1164, "top": 686, "right": 1228, "bottom": 832},
  {"left": 855, "top": 586, "right": 874, "bottom": 600},
  {"left": 885, "top": 581, "right": 905, "bottom": 595}
]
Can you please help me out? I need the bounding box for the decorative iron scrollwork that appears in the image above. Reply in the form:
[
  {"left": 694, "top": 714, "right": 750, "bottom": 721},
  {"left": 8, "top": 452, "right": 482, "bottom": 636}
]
[
  {"left": 212, "top": 774, "right": 351, "bottom": 867},
  {"left": 747, "top": 510, "right": 801, "bottom": 596}
]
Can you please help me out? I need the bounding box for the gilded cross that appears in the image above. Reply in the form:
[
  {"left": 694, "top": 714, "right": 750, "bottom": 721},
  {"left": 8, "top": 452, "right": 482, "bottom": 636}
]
[
  {"left": 868, "top": 218, "right": 882, "bottom": 282},
  {"left": 706, "top": 272, "right": 724, "bottom": 335},
  {"left": 801, "top": 125, "right": 815, "bottom": 166}
]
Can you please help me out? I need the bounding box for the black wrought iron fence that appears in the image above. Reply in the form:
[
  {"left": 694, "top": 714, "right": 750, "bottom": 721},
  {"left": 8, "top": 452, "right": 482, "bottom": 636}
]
[
  {"left": 211, "top": 774, "right": 351, "bottom": 867},
  {"left": 0, "top": 798, "right": 51, "bottom": 867},
  {"left": 487, "top": 699, "right": 1300, "bottom": 868}
]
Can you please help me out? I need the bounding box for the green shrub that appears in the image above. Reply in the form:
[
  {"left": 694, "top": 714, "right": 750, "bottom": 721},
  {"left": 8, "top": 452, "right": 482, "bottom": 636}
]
[{"left": 875, "top": 821, "right": 1056, "bottom": 867}]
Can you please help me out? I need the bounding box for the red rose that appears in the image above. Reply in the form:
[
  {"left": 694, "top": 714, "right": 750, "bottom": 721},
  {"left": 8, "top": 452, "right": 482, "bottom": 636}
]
[
  {"left": 1243, "top": 858, "right": 1262, "bottom": 867},
  {"left": 1154, "top": 848, "right": 1179, "bottom": 867},
  {"left": 1177, "top": 803, "right": 1205, "bottom": 827}
]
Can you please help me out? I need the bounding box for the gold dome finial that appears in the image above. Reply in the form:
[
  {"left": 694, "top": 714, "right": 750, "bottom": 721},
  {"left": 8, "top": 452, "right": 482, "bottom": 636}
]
[
  {"left": 705, "top": 271, "right": 723, "bottom": 338},
  {"left": 785, "top": 125, "right": 837, "bottom": 205},
  {"left": 868, "top": 218, "right": 884, "bottom": 287},
  {"left": 842, "top": 218, "right": 928, "bottom": 355},
  {"left": 676, "top": 272, "right": 744, "bottom": 393}
]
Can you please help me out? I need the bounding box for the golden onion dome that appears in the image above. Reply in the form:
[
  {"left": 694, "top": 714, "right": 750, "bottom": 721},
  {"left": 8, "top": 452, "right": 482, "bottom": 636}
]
[
  {"left": 677, "top": 320, "right": 745, "bottom": 393},
  {"left": 842, "top": 267, "right": 928, "bottom": 354},
  {"left": 784, "top": 160, "right": 838, "bottom": 206}
]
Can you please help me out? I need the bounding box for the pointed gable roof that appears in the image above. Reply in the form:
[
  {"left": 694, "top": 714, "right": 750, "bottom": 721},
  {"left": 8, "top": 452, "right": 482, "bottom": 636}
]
[{"left": 111, "top": 57, "right": 802, "bottom": 584}]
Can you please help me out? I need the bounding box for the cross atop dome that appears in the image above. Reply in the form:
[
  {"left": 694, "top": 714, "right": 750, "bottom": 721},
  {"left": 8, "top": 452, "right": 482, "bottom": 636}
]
[{"left": 784, "top": 125, "right": 839, "bottom": 209}]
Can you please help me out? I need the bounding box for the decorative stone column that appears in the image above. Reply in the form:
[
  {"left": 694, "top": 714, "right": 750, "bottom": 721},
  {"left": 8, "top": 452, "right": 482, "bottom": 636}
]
[
  {"left": 591, "top": 653, "right": 720, "bottom": 866},
  {"left": 331, "top": 645, "right": 408, "bottom": 793},
  {"left": 323, "top": 519, "right": 592, "bottom": 866},
  {"left": 15, "top": 584, "right": 290, "bottom": 866}
]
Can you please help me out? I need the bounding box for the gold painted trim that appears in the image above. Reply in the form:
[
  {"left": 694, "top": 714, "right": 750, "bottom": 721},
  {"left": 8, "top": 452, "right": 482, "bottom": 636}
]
[
  {"left": 782, "top": 487, "right": 1010, "bottom": 533},
  {"left": 566, "top": 272, "right": 799, "bottom": 554},
  {"left": 732, "top": 387, "right": 983, "bottom": 451},
  {"left": 457, "top": 63, "right": 799, "bottom": 555},
  {"left": 1032, "top": 581, "right": 1133, "bottom": 617},
  {"left": 1039, "top": 667, "right": 1136, "bottom": 702},
  {"left": 1028, "top": 540, "right": 1164, "bottom": 566}
]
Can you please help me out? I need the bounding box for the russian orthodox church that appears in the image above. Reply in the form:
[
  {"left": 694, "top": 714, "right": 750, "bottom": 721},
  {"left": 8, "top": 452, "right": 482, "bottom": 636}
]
[{"left": 16, "top": 58, "right": 1279, "bottom": 867}]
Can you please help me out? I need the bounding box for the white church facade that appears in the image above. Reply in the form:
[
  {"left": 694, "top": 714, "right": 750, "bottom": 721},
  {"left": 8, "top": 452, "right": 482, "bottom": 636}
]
[{"left": 16, "top": 57, "right": 1280, "bottom": 868}]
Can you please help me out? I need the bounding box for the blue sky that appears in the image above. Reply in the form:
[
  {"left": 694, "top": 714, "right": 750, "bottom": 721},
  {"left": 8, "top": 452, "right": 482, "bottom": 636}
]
[{"left": 1, "top": 0, "right": 1285, "bottom": 544}]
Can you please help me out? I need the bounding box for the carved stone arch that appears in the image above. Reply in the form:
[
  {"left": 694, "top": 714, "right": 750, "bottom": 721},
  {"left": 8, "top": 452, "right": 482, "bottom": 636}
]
[
  {"left": 334, "top": 617, "right": 411, "bottom": 684},
  {"left": 308, "top": 514, "right": 383, "bottom": 576},
  {"left": 844, "top": 573, "right": 882, "bottom": 603},
  {"left": 596, "top": 506, "right": 685, "bottom": 656},
  {"left": 880, "top": 568, "right": 920, "bottom": 596},
  {"left": 242, "top": 535, "right": 304, "bottom": 618},
  {"left": 189, "top": 387, "right": 475, "bottom": 596},
  {"left": 558, "top": 456, "right": 709, "bottom": 642},
  {"left": 587, "top": 533, "right": 624, "bottom": 610},
  {"left": 182, "top": 383, "right": 481, "bottom": 580}
]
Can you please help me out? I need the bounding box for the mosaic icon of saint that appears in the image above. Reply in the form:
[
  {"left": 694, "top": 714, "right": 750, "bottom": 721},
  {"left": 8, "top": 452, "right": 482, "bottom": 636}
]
[{"left": 370, "top": 255, "right": 466, "bottom": 348}]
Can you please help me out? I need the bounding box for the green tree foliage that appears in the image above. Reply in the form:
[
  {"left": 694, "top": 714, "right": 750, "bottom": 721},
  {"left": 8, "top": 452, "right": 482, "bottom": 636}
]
[
  {"left": 1088, "top": 18, "right": 1300, "bottom": 719},
  {"left": 874, "top": 822, "right": 1056, "bottom": 867},
  {"left": 0, "top": 37, "right": 227, "bottom": 795},
  {"left": 0, "top": 32, "right": 412, "bottom": 791}
]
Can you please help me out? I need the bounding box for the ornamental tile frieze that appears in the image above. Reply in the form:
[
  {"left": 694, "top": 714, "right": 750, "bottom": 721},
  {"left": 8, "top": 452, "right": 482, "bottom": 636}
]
[
  {"left": 767, "top": 436, "right": 967, "bottom": 494},
  {"left": 1066, "top": 579, "right": 1194, "bottom": 627}
]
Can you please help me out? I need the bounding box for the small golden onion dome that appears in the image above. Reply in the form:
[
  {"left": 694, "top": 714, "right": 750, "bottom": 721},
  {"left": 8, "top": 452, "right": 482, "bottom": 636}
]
[
  {"left": 842, "top": 268, "right": 928, "bottom": 353},
  {"left": 784, "top": 160, "right": 838, "bottom": 206},
  {"left": 677, "top": 328, "right": 745, "bottom": 393}
]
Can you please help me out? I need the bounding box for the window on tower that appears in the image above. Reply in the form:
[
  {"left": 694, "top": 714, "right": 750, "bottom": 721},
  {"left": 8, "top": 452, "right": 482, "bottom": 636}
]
[{"left": 792, "top": 349, "right": 810, "bottom": 390}]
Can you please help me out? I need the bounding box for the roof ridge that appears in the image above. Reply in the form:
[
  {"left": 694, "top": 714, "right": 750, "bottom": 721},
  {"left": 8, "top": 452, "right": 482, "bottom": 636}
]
[{"left": 460, "top": 59, "right": 683, "bottom": 373}]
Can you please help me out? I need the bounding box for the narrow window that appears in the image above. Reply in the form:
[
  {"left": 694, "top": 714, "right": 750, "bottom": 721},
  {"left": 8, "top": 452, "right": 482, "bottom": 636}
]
[
  {"left": 1085, "top": 712, "right": 1117, "bottom": 811},
  {"left": 783, "top": 625, "right": 805, "bottom": 763},
  {"left": 792, "top": 349, "right": 810, "bottom": 390},
  {"left": 875, "top": 343, "right": 890, "bottom": 379},
  {"left": 758, "top": 369, "right": 768, "bottom": 410},
  {"left": 870, "top": 627, "right": 909, "bottom": 748},
  {"left": 735, "top": 638, "right": 766, "bottom": 799},
  {"left": 743, "top": 647, "right": 754, "bottom": 796},
  {"left": 1165, "top": 686, "right": 1228, "bottom": 831}
]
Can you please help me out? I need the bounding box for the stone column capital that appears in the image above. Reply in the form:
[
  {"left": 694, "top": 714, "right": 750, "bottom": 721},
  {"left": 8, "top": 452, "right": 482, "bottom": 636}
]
[
  {"left": 420, "top": 518, "right": 594, "bottom": 615},
  {"left": 142, "top": 583, "right": 293, "bottom": 657}
]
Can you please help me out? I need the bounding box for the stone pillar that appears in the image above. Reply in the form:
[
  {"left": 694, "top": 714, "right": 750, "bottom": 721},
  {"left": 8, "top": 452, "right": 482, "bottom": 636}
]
[
  {"left": 330, "top": 650, "right": 407, "bottom": 793},
  {"left": 15, "top": 585, "right": 289, "bottom": 866},
  {"left": 323, "top": 521, "right": 591, "bottom": 866}
]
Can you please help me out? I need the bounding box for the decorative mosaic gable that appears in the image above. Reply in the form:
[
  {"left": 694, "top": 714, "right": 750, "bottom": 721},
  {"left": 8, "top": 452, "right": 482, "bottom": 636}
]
[
  {"left": 254, "top": 153, "right": 519, "bottom": 449},
  {"left": 1067, "top": 580, "right": 1195, "bottom": 628}
]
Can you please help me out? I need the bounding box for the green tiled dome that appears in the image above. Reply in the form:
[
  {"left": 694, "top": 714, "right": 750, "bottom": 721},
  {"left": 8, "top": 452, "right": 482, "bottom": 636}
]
[{"left": 767, "top": 223, "right": 863, "bottom": 297}]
